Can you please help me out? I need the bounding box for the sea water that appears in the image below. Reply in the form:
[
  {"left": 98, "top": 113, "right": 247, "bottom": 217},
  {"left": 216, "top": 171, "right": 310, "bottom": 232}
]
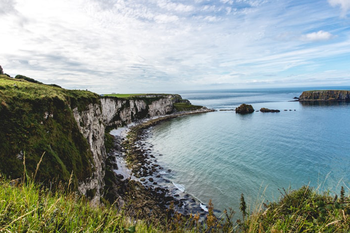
[{"left": 145, "top": 87, "right": 350, "bottom": 213}]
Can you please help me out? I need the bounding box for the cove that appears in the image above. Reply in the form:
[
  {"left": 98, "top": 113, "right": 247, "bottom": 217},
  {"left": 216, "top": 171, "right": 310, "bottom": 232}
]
[{"left": 144, "top": 88, "right": 350, "bottom": 213}]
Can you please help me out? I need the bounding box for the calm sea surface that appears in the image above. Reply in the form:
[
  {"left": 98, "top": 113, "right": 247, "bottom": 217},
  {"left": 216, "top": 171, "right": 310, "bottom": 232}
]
[{"left": 145, "top": 87, "right": 350, "bottom": 213}]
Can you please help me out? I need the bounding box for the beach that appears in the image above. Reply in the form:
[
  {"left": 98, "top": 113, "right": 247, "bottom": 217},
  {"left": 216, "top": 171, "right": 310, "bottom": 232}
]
[{"left": 107, "top": 107, "right": 216, "bottom": 220}]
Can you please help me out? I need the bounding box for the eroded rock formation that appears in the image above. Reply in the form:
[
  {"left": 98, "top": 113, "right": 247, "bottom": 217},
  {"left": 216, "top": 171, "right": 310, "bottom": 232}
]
[{"left": 236, "top": 104, "right": 254, "bottom": 114}]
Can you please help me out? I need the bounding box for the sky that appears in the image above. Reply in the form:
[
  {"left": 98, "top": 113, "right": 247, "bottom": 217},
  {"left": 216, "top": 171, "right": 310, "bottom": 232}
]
[{"left": 0, "top": 0, "right": 350, "bottom": 93}]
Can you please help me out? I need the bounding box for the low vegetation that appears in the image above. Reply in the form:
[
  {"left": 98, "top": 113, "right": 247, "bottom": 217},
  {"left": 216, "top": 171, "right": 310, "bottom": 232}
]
[
  {"left": 2, "top": 172, "right": 350, "bottom": 232},
  {"left": 245, "top": 186, "right": 350, "bottom": 232},
  {"left": 0, "top": 74, "right": 99, "bottom": 189},
  {"left": 0, "top": 174, "right": 140, "bottom": 232},
  {"left": 103, "top": 93, "right": 170, "bottom": 99},
  {"left": 174, "top": 102, "right": 203, "bottom": 111}
]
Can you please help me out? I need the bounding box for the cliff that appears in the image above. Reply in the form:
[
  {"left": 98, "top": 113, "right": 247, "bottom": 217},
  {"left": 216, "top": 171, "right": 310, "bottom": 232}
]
[
  {"left": 0, "top": 74, "right": 201, "bottom": 204},
  {"left": 299, "top": 90, "right": 350, "bottom": 101}
]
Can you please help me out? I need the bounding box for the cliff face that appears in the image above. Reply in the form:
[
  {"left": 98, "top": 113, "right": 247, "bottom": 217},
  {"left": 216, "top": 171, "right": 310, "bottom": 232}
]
[
  {"left": 72, "top": 103, "right": 106, "bottom": 205},
  {"left": 0, "top": 75, "right": 196, "bottom": 204},
  {"left": 101, "top": 95, "right": 181, "bottom": 127},
  {"left": 74, "top": 95, "right": 185, "bottom": 204},
  {"left": 299, "top": 90, "right": 350, "bottom": 101}
]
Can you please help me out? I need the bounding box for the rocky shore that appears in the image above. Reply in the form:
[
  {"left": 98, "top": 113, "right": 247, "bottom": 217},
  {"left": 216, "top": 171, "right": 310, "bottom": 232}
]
[{"left": 105, "top": 108, "right": 216, "bottom": 221}]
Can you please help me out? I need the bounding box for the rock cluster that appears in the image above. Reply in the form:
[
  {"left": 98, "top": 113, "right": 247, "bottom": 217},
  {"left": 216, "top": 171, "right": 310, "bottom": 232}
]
[
  {"left": 235, "top": 104, "right": 254, "bottom": 114},
  {"left": 260, "top": 108, "right": 280, "bottom": 113}
]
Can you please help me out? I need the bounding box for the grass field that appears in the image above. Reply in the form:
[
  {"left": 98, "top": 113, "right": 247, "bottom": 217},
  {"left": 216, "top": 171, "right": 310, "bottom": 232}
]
[{"left": 103, "top": 93, "right": 171, "bottom": 99}]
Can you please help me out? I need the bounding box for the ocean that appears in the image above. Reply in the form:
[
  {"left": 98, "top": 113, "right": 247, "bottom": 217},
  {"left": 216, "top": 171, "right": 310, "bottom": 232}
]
[{"left": 145, "top": 87, "right": 350, "bottom": 213}]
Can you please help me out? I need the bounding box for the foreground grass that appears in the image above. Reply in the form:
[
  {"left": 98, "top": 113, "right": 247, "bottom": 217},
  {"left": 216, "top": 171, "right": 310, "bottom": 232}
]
[
  {"left": 0, "top": 175, "right": 154, "bottom": 232},
  {"left": 2, "top": 175, "right": 350, "bottom": 232},
  {"left": 245, "top": 186, "right": 350, "bottom": 232}
]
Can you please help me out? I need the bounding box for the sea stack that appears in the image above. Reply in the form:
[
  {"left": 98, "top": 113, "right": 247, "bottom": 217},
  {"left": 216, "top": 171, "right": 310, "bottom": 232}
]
[{"left": 235, "top": 104, "right": 254, "bottom": 114}]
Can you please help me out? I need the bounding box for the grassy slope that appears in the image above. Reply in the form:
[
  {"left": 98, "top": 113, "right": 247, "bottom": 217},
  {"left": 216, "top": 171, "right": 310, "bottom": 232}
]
[
  {"left": 1, "top": 176, "right": 350, "bottom": 232},
  {"left": 0, "top": 75, "right": 99, "bottom": 189},
  {"left": 0, "top": 176, "right": 147, "bottom": 232},
  {"left": 245, "top": 186, "right": 350, "bottom": 232},
  {"left": 174, "top": 102, "right": 203, "bottom": 111}
]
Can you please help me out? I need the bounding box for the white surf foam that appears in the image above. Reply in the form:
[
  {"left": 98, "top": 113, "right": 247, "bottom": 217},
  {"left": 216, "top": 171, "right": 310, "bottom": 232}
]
[
  {"left": 172, "top": 182, "right": 185, "bottom": 192},
  {"left": 200, "top": 203, "right": 208, "bottom": 212}
]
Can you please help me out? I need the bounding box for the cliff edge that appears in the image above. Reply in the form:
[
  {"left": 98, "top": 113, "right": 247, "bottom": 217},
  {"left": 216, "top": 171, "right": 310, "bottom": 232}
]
[
  {"left": 299, "top": 90, "right": 350, "bottom": 102},
  {"left": 0, "top": 73, "right": 204, "bottom": 205}
]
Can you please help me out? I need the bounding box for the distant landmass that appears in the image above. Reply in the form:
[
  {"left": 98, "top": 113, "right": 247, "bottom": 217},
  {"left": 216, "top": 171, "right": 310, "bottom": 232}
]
[{"left": 299, "top": 90, "right": 350, "bottom": 102}]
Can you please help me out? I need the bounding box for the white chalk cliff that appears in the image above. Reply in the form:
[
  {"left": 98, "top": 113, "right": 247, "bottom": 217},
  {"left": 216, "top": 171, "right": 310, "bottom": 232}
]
[{"left": 72, "top": 94, "right": 184, "bottom": 203}]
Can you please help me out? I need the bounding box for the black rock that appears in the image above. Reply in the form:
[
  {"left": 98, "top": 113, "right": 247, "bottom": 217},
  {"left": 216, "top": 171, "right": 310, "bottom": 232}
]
[{"left": 235, "top": 104, "right": 254, "bottom": 114}]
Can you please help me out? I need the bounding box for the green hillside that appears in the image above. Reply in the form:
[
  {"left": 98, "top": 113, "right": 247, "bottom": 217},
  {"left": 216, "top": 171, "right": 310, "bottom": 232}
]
[{"left": 0, "top": 74, "right": 99, "bottom": 189}]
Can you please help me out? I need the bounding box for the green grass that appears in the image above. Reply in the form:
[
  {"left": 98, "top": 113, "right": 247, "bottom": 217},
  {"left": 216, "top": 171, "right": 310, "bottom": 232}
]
[
  {"left": 0, "top": 175, "right": 150, "bottom": 232},
  {"left": 103, "top": 93, "right": 171, "bottom": 99},
  {"left": 243, "top": 186, "right": 350, "bottom": 232},
  {"left": 103, "top": 93, "right": 147, "bottom": 98},
  {"left": 0, "top": 172, "right": 236, "bottom": 232},
  {"left": 2, "top": 173, "right": 350, "bottom": 232},
  {"left": 0, "top": 75, "right": 99, "bottom": 189},
  {"left": 174, "top": 102, "right": 203, "bottom": 111}
]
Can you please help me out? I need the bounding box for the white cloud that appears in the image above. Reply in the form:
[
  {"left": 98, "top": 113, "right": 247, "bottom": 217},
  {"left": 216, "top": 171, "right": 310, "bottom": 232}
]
[
  {"left": 154, "top": 14, "right": 179, "bottom": 23},
  {"left": 156, "top": 0, "right": 194, "bottom": 12},
  {"left": 0, "top": 0, "right": 16, "bottom": 15},
  {"left": 0, "top": 0, "right": 349, "bottom": 92},
  {"left": 301, "top": 30, "right": 335, "bottom": 42},
  {"left": 328, "top": 0, "right": 350, "bottom": 17}
]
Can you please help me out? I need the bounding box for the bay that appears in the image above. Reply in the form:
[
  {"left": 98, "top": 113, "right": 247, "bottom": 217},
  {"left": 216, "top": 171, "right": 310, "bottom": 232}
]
[{"left": 146, "top": 87, "right": 350, "bottom": 213}]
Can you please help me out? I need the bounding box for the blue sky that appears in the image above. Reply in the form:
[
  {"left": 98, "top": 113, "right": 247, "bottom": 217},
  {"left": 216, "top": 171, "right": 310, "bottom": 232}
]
[{"left": 0, "top": 0, "right": 350, "bottom": 93}]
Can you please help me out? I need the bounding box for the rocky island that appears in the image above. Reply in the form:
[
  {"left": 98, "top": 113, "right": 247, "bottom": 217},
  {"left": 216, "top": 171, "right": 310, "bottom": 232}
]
[
  {"left": 235, "top": 104, "right": 254, "bottom": 114},
  {"left": 260, "top": 108, "right": 280, "bottom": 113},
  {"left": 299, "top": 90, "right": 350, "bottom": 102}
]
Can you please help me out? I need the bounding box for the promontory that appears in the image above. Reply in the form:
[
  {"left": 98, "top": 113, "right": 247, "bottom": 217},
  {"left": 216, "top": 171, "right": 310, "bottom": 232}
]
[{"left": 299, "top": 90, "right": 350, "bottom": 102}]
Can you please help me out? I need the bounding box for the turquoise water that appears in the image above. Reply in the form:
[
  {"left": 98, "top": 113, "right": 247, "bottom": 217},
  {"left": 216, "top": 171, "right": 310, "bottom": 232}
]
[{"left": 146, "top": 87, "right": 350, "bottom": 212}]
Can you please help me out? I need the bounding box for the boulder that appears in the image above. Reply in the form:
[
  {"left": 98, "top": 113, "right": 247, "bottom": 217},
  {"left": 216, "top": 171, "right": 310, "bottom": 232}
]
[
  {"left": 260, "top": 108, "right": 280, "bottom": 113},
  {"left": 235, "top": 104, "right": 254, "bottom": 114}
]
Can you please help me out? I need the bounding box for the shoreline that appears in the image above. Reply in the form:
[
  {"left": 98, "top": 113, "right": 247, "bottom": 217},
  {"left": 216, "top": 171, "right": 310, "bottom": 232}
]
[{"left": 108, "top": 107, "right": 216, "bottom": 219}]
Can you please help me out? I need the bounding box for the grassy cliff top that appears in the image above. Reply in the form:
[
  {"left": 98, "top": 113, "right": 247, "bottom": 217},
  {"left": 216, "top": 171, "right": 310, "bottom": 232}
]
[
  {"left": 102, "top": 93, "right": 179, "bottom": 99},
  {"left": 303, "top": 90, "right": 350, "bottom": 92},
  {"left": 0, "top": 75, "right": 100, "bottom": 189},
  {"left": 0, "top": 74, "right": 99, "bottom": 110}
]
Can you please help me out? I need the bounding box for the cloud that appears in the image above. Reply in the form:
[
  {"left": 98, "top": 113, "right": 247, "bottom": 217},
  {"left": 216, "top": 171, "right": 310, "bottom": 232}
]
[
  {"left": 328, "top": 0, "right": 350, "bottom": 17},
  {"left": 301, "top": 30, "right": 335, "bottom": 42},
  {"left": 1, "top": 0, "right": 350, "bottom": 93},
  {"left": 156, "top": 0, "right": 194, "bottom": 12},
  {"left": 0, "top": 0, "right": 16, "bottom": 15}
]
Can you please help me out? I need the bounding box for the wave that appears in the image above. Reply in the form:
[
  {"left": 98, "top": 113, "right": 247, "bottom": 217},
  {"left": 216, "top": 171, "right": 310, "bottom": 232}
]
[
  {"left": 172, "top": 182, "right": 185, "bottom": 192},
  {"left": 200, "top": 203, "right": 208, "bottom": 212}
]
